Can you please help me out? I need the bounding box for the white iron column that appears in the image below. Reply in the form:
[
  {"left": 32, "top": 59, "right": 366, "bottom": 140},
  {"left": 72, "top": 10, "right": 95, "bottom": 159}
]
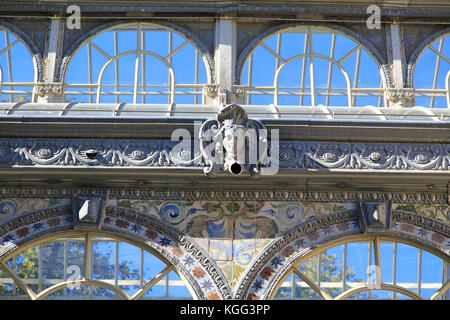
[
  {"left": 37, "top": 17, "right": 64, "bottom": 103},
  {"left": 387, "top": 22, "right": 413, "bottom": 107},
  {"left": 213, "top": 17, "right": 237, "bottom": 106}
]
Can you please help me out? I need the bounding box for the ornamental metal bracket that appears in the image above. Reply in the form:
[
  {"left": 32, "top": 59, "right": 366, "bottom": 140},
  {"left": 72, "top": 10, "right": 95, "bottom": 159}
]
[
  {"left": 386, "top": 88, "right": 414, "bottom": 107},
  {"left": 199, "top": 104, "right": 268, "bottom": 177},
  {"left": 34, "top": 82, "right": 63, "bottom": 97},
  {"left": 359, "top": 201, "right": 392, "bottom": 233},
  {"left": 72, "top": 194, "right": 108, "bottom": 231}
]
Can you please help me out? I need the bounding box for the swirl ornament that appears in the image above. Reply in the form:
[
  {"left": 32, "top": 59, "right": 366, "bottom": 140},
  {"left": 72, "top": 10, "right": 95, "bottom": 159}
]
[
  {"left": 323, "top": 152, "right": 336, "bottom": 162},
  {"left": 130, "top": 149, "right": 146, "bottom": 160},
  {"left": 279, "top": 205, "right": 303, "bottom": 226},
  {"left": 0, "top": 200, "right": 17, "bottom": 222},
  {"left": 414, "top": 153, "right": 429, "bottom": 164},
  {"left": 160, "top": 203, "right": 184, "bottom": 225},
  {"left": 36, "top": 148, "right": 52, "bottom": 159}
]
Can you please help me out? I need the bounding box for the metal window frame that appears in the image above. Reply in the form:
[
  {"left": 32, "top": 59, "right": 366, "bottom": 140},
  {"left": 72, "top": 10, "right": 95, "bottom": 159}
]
[{"left": 0, "top": 232, "right": 193, "bottom": 300}]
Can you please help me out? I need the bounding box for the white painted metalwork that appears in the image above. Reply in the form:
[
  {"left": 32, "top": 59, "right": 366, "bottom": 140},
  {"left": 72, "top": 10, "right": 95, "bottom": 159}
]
[
  {"left": 63, "top": 23, "right": 209, "bottom": 105},
  {"left": 240, "top": 26, "right": 387, "bottom": 108},
  {"left": 273, "top": 239, "right": 449, "bottom": 300},
  {"left": 413, "top": 34, "right": 450, "bottom": 108},
  {"left": 0, "top": 235, "right": 193, "bottom": 300},
  {"left": 0, "top": 27, "right": 35, "bottom": 103}
]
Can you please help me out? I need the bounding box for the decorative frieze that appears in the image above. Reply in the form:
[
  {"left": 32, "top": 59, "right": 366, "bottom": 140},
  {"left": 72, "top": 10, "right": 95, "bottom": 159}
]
[
  {"left": 0, "top": 138, "right": 449, "bottom": 171},
  {"left": 0, "top": 188, "right": 448, "bottom": 204}
]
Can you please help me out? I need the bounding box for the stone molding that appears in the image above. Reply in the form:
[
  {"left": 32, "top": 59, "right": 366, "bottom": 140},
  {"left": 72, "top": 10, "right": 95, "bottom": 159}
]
[
  {"left": 0, "top": 188, "right": 448, "bottom": 204},
  {"left": 1, "top": 138, "right": 449, "bottom": 172}
]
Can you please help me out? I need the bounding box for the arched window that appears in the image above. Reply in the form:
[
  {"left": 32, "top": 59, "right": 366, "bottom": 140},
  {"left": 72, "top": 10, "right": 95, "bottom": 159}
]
[
  {"left": 0, "top": 234, "right": 193, "bottom": 300},
  {"left": 63, "top": 23, "right": 210, "bottom": 105},
  {"left": 413, "top": 33, "right": 449, "bottom": 108},
  {"left": 0, "top": 27, "right": 36, "bottom": 103},
  {"left": 240, "top": 26, "right": 386, "bottom": 108},
  {"left": 272, "top": 238, "right": 449, "bottom": 300}
]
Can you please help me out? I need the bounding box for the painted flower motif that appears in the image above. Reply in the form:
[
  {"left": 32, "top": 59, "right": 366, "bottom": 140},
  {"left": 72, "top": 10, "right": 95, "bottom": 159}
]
[
  {"left": 336, "top": 222, "right": 349, "bottom": 231},
  {"left": 294, "top": 238, "right": 306, "bottom": 249},
  {"left": 307, "top": 231, "right": 320, "bottom": 242},
  {"left": 131, "top": 224, "right": 143, "bottom": 234},
  {"left": 2, "top": 234, "right": 15, "bottom": 243},
  {"left": 431, "top": 233, "right": 446, "bottom": 243},
  {"left": 201, "top": 280, "right": 213, "bottom": 292},
  {"left": 115, "top": 219, "right": 129, "bottom": 229},
  {"left": 157, "top": 236, "right": 172, "bottom": 247},
  {"left": 183, "top": 256, "right": 194, "bottom": 267},
  {"left": 251, "top": 279, "right": 263, "bottom": 292},
  {"left": 192, "top": 266, "right": 206, "bottom": 279},
  {"left": 207, "top": 292, "right": 220, "bottom": 300},
  {"left": 247, "top": 293, "right": 259, "bottom": 300},
  {"left": 417, "top": 228, "right": 429, "bottom": 237},
  {"left": 172, "top": 246, "right": 184, "bottom": 257},
  {"left": 401, "top": 224, "right": 415, "bottom": 233},
  {"left": 32, "top": 222, "right": 45, "bottom": 231},
  {"left": 47, "top": 218, "right": 61, "bottom": 227},
  {"left": 16, "top": 227, "right": 30, "bottom": 238},
  {"left": 145, "top": 229, "right": 158, "bottom": 240},
  {"left": 281, "top": 246, "right": 294, "bottom": 258},
  {"left": 260, "top": 266, "right": 274, "bottom": 280},
  {"left": 270, "top": 257, "right": 282, "bottom": 268}
]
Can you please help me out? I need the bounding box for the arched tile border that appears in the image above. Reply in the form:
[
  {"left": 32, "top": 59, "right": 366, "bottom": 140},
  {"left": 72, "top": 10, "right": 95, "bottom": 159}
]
[
  {"left": 234, "top": 209, "right": 450, "bottom": 300},
  {"left": 0, "top": 205, "right": 233, "bottom": 300}
]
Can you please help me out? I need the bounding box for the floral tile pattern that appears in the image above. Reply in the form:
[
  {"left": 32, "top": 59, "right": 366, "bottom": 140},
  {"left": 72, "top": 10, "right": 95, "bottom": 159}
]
[
  {"left": 103, "top": 215, "right": 223, "bottom": 300},
  {"left": 0, "top": 198, "right": 68, "bottom": 223},
  {"left": 393, "top": 203, "right": 449, "bottom": 224},
  {"left": 113, "top": 199, "right": 360, "bottom": 286}
]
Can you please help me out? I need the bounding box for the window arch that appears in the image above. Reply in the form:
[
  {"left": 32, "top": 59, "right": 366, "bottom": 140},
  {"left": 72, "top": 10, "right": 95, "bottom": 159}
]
[
  {"left": 239, "top": 25, "right": 387, "bottom": 108},
  {"left": 0, "top": 25, "right": 37, "bottom": 103},
  {"left": 272, "top": 237, "right": 450, "bottom": 300},
  {"left": 412, "top": 32, "right": 449, "bottom": 108},
  {"left": 62, "top": 22, "right": 212, "bottom": 105},
  {"left": 0, "top": 233, "right": 194, "bottom": 300}
]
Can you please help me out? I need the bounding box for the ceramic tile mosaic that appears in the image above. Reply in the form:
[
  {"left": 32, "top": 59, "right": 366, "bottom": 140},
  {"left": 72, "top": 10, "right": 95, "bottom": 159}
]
[
  {"left": 393, "top": 203, "right": 449, "bottom": 224},
  {"left": 0, "top": 198, "right": 69, "bottom": 223}
]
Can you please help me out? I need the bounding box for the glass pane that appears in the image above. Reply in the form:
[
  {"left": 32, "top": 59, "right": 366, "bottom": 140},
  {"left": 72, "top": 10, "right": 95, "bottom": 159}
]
[
  {"left": 396, "top": 243, "right": 419, "bottom": 293},
  {"left": 92, "top": 241, "right": 116, "bottom": 281},
  {"left": 380, "top": 242, "right": 394, "bottom": 284},
  {"left": 273, "top": 273, "right": 293, "bottom": 299},
  {"left": 420, "top": 250, "right": 443, "bottom": 298},
  {"left": 345, "top": 242, "right": 369, "bottom": 287},
  {"left": 10, "top": 245, "right": 40, "bottom": 281},
  {"left": 345, "top": 289, "right": 411, "bottom": 300},
  {"left": 143, "top": 250, "right": 167, "bottom": 284},
  {"left": 118, "top": 242, "right": 141, "bottom": 296},
  {"left": 0, "top": 268, "right": 14, "bottom": 298},
  {"left": 293, "top": 273, "right": 321, "bottom": 300},
  {"left": 320, "top": 245, "right": 344, "bottom": 297},
  {"left": 43, "top": 285, "right": 124, "bottom": 300},
  {"left": 168, "top": 270, "right": 192, "bottom": 299}
]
